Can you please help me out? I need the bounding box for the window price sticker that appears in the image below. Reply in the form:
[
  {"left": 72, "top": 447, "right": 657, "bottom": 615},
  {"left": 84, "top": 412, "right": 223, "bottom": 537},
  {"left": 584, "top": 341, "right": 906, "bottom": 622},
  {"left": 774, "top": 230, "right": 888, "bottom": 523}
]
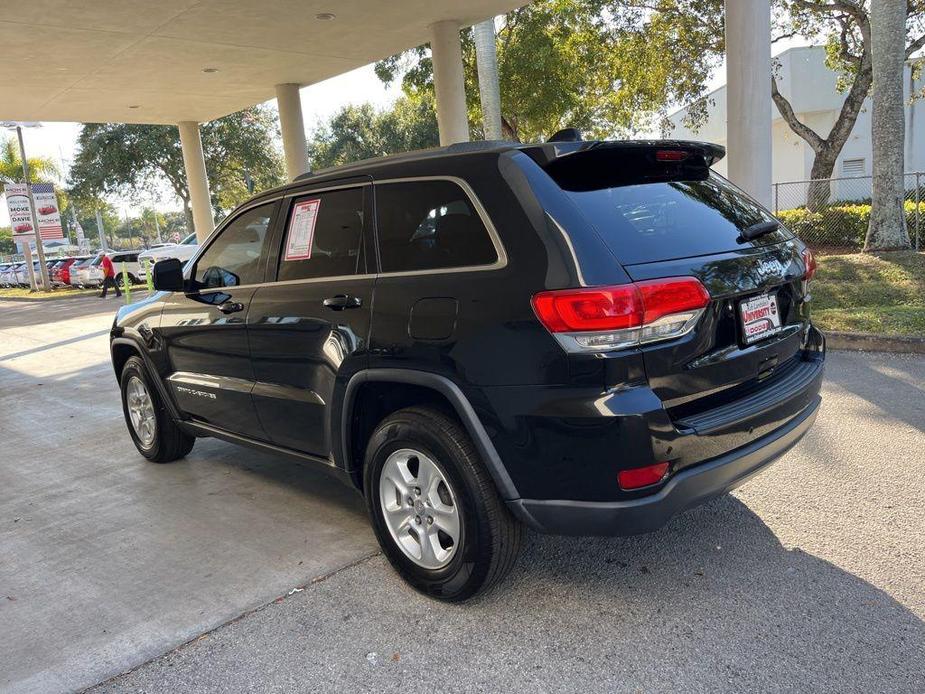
[{"left": 284, "top": 199, "right": 321, "bottom": 261}]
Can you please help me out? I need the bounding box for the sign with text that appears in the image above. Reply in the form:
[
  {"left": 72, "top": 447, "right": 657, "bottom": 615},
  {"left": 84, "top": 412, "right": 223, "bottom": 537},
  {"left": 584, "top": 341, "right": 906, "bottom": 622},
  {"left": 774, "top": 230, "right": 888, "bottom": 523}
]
[
  {"left": 3, "top": 182, "right": 64, "bottom": 241},
  {"left": 283, "top": 199, "right": 321, "bottom": 261},
  {"left": 31, "top": 183, "right": 64, "bottom": 240},
  {"left": 4, "top": 183, "right": 34, "bottom": 238}
]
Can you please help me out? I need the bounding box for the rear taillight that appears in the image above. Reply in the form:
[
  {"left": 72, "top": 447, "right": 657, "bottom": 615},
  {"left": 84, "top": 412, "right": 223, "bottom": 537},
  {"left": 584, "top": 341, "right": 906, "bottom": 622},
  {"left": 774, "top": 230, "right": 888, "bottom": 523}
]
[
  {"left": 532, "top": 277, "right": 710, "bottom": 352},
  {"left": 802, "top": 248, "right": 817, "bottom": 281},
  {"left": 618, "top": 462, "right": 670, "bottom": 490}
]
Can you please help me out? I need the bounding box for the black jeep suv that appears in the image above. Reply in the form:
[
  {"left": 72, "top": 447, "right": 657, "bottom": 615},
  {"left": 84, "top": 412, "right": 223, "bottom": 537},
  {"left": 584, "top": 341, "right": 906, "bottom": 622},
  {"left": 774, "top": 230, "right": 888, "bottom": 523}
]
[{"left": 111, "top": 139, "right": 824, "bottom": 601}]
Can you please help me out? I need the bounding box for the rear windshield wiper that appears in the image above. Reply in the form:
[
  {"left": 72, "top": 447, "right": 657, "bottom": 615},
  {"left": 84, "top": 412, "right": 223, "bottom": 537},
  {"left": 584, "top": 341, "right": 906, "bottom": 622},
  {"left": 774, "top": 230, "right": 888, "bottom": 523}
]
[{"left": 739, "top": 219, "right": 780, "bottom": 242}]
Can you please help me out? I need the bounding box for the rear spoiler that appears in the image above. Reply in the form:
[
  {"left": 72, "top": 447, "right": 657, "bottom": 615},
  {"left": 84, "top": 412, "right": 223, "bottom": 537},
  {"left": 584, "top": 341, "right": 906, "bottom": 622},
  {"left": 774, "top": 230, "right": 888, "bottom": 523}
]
[
  {"left": 523, "top": 139, "right": 726, "bottom": 168},
  {"left": 522, "top": 140, "right": 726, "bottom": 192}
]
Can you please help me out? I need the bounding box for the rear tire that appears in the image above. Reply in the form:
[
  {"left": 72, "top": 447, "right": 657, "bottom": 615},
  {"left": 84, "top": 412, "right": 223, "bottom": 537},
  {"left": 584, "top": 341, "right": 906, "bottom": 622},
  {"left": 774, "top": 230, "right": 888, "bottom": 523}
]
[
  {"left": 120, "top": 356, "right": 194, "bottom": 463},
  {"left": 364, "top": 406, "right": 522, "bottom": 602}
]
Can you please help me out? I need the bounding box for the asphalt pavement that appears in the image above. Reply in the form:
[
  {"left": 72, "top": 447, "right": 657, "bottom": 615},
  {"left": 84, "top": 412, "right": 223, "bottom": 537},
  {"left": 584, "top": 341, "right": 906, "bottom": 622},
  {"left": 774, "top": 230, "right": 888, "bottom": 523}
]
[{"left": 1, "top": 296, "right": 922, "bottom": 693}]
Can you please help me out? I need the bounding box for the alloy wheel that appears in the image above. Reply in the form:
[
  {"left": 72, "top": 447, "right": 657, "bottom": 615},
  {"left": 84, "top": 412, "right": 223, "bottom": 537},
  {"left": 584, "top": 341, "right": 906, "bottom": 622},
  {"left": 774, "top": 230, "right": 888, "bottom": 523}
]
[
  {"left": 126, "top": 375, "right": 157, "bottom": 448},
  {"left": 378, "top": 448, "right": 461, "bottom": 570}
]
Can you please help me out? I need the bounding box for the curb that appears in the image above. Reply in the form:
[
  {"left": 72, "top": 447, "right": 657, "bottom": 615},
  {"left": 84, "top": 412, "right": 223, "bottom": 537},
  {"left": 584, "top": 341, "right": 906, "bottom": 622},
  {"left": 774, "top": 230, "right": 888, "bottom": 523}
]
[
  {"left": 0, "top": 290, "right": 152, "bottom": 304},
  {"left": 0, "top": 292, "right": 101, "bottom": 303},
  {"left": 826, "top": 331, "right": 925, "bottom": 354}
]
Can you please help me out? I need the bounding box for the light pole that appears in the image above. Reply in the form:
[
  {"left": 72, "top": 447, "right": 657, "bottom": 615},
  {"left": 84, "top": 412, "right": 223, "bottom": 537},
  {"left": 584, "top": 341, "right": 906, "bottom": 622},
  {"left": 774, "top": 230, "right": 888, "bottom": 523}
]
[{"left": 2, "top": 122, "right": 52, "bottom": 291}]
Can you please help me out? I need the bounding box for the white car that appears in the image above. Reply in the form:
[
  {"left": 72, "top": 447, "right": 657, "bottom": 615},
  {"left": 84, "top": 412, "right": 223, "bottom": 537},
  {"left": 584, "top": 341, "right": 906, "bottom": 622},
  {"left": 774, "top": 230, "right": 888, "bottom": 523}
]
[
  {"left": 0, "top": 263, "right": 14, "bottom": 286},
  {"left": 79, "top": 251, "right": 146, "bottom": 287},
  {"left": 68, "top": 256, "right": 94, "bottom": 288},
  {"left": 138, "top": 233, "right": 199, "bottom": 268}
]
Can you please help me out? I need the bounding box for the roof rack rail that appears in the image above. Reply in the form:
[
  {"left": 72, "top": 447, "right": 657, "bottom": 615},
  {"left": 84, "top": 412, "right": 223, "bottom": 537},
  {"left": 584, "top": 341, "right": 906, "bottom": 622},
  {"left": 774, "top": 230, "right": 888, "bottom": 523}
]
[{"left": 444, "top": 139, "right": 514, "bottom": 154}]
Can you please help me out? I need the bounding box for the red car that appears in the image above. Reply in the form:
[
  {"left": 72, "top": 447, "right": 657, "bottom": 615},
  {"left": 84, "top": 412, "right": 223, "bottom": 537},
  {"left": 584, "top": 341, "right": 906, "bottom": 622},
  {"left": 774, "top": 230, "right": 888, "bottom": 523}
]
[
  {"left": 53, "top": 257, "right": 87, "bottom": 286},
  {"left": 13, "top": 223, "right": 32, "bottom": 233},
  {"left": 37, "top": 205, "right": 57, "bottom": 215}
]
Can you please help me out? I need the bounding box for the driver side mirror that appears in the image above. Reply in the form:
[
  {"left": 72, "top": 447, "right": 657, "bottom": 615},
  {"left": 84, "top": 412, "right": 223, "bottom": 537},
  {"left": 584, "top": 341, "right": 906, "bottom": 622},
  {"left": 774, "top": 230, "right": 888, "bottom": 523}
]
[{"left": 152, "top": 258, "right": 185, "bottom": 292}]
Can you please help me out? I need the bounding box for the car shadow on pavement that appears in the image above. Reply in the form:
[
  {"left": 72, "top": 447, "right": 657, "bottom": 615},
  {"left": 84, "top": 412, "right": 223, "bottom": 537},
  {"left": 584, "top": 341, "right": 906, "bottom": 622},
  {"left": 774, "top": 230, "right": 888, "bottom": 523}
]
[{"left": 467, "top": 494, "right": 924, "bottom": 691}]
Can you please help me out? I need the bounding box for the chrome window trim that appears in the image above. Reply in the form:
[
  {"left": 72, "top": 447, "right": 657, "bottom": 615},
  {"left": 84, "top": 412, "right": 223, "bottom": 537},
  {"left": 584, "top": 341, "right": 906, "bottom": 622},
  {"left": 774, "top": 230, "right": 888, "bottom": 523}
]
[{"left": 187, "top": 175, "right": 508, "bottom": 295}]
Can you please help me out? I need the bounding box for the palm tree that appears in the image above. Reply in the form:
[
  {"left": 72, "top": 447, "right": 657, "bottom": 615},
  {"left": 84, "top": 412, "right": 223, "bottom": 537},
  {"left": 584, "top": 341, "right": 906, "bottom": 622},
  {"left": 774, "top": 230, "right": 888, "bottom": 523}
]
[{"left": 0, "top": 137, "right": 58, "bottom": 184}]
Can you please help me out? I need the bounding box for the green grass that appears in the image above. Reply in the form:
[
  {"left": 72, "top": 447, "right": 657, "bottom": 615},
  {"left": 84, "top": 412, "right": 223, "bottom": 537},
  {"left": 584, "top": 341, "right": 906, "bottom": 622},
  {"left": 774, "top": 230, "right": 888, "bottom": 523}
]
[
  {"left": 812, "top": 251, "right": 925, "bottom": 336},
  {"left": 0, "top": 286, "right": 100, "bottom": 299}
]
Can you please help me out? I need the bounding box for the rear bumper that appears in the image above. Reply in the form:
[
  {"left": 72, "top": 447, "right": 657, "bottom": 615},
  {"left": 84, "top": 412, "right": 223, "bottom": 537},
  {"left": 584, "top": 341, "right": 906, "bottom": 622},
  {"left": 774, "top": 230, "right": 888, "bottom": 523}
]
[{"left": 508, "top": 393, "right": 820, "bottom": 536}]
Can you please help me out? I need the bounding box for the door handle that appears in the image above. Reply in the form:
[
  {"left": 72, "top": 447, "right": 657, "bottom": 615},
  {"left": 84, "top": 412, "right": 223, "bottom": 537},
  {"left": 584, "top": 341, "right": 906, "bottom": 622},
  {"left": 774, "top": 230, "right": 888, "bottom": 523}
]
[
  {"left": 218, "top": 301, "right": 245, "bottom": 315},
  {"left": 323, "top": 294, "right": 362, "bottom": 311}
]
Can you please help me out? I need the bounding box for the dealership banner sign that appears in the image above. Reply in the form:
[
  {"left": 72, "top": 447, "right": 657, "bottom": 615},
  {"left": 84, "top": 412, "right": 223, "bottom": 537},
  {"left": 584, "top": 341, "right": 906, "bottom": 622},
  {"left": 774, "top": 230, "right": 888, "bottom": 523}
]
[
  {"left": 4, "top": 183, "right": 34, "bottom": 239},
  {"left": 3, "top": 182, "right": 64, "bottom": 240},
  {"left": 31, "top": 183, "right": 64, "bottom": 240}
]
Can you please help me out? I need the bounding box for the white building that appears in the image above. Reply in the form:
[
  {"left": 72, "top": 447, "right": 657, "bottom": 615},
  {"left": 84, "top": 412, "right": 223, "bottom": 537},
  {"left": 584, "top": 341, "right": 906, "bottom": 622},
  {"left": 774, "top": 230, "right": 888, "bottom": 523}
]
[{"left": 668, "top": 46, "right": 925, "bottom": 205}]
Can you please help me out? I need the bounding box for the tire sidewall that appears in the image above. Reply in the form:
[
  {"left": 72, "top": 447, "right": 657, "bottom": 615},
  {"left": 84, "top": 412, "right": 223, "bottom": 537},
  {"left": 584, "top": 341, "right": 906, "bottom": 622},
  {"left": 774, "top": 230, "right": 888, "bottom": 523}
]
[
  {"left": 120, "top": 357, "right": 166, "bottom": 460},
  {"left": 364, "top": 414, "right": 490, "bottom": 600}
]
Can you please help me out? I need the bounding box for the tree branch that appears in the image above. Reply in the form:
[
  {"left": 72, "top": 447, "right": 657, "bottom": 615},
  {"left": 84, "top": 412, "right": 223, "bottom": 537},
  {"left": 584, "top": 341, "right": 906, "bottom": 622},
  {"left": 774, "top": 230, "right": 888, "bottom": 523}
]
[
  {"left": 907, "top": 33, "right": 925, "bottom": 57},
  {"left": 771, "top": 75, "right": 825, "bottom": 151}
]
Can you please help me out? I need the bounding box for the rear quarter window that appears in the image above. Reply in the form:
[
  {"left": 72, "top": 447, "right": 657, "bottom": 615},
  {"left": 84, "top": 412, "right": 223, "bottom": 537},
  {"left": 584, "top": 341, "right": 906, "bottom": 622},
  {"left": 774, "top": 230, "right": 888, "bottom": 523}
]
[{"left": 374, "top": 180, "right": 498, "bottom": 273}]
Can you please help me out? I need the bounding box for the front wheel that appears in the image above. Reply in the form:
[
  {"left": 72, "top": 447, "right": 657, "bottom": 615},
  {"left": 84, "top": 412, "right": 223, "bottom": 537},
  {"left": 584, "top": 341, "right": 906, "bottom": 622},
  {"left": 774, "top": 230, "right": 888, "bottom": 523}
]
[
  {"left": 364, "top": 407, "right": 522, "bottom": 602},
  {"left": 120, "top": 356, "right": 194, "bottom": 463}
]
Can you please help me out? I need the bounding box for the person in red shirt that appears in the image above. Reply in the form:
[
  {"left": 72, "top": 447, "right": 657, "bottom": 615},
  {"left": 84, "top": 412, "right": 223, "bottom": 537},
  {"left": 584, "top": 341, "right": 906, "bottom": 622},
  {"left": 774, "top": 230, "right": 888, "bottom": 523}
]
[{"left": 98, "top": 253, "right": 122, "bottom": 298}]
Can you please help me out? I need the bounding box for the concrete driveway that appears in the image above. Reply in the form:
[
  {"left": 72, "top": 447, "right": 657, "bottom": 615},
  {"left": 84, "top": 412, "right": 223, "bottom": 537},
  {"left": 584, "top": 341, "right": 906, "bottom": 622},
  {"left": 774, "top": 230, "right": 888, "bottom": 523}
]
[
  {"left": 0, "top": 297, "right": 379, "bottom": 693},
  {"left": 1, "top": 296, "right": 923, "bottom": 693}
]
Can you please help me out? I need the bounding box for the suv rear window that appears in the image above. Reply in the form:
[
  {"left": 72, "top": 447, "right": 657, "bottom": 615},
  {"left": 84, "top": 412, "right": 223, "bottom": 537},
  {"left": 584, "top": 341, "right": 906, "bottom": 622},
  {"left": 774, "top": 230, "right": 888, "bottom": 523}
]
[
  {"left": 375, "top": 180, "right": 497, "bottom": 273},
  {"left": 566, "top": 174, "right": 789, "bottom": 265}
]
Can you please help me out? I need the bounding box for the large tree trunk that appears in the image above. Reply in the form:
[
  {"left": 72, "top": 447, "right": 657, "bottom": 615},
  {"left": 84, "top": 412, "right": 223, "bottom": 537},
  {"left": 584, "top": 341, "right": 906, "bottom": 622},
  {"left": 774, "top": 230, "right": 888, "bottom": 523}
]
[
  {"left": 865, "top": 0, "right": 911, "bottom": 251},
  {"left": 806, "top": 149, "right": 839, "bottom": 211}
]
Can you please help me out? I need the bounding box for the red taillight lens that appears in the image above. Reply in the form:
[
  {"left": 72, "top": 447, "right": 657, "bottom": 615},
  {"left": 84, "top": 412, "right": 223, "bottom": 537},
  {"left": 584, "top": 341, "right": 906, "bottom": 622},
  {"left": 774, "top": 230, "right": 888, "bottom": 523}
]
[
  {"left": 532, "top": 277, "right": 709, "bottom": 336},
  {"left": 637, "top": 278, "right": 711, "bottom": 324},
  {"left": 531, "top": 285, "right": 643, "bottom": 333},
  {"left": 802, "top": 248, "right": 817, "bottom": 281},
  {"left": 618, "top": 462, "right": 670, "bottom": 490},
  {"left": 654, "top": 149, "right": 689, "bottom": 162}
]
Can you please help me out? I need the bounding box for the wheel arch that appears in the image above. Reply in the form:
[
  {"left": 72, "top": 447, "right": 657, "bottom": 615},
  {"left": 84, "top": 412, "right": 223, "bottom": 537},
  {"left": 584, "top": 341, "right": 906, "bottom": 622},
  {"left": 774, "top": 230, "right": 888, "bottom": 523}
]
[
  {"left": 339, "top": 369, "right": 519, "bottom": 501},
  {"left": 110, "top": 336, "right": 183, "bottom": 421}
]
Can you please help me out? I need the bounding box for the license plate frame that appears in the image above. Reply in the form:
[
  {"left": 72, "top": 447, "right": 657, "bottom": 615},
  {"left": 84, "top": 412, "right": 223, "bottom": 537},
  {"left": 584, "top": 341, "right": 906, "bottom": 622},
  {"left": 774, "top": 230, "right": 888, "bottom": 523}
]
[{"left": 739, "top": 291, "right": 782, "bottom": 345}]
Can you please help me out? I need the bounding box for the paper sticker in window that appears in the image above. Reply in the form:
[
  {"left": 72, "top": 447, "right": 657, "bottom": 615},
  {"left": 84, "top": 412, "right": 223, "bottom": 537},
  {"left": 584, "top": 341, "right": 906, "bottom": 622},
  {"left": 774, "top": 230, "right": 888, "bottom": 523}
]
[{"left": 284, "top": 199, "right": 321, "bottom": 261}]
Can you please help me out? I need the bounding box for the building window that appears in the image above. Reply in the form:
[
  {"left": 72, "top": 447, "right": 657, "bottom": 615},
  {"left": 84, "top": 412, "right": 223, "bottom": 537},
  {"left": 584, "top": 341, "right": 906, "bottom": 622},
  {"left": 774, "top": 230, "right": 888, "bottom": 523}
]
[{"left": 842, "top": 158, "right": 865, "bottom": 176}]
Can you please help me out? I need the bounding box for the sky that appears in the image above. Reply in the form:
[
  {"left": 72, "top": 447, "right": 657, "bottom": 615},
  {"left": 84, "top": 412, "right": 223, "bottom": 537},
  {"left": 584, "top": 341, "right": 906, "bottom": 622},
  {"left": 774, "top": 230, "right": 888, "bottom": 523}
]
[
  {"left": 1, "top": 65, "right": 401, "bottom": 227},
  {"left": 1, "top": 40, "right": 809, "bottom": 228}
]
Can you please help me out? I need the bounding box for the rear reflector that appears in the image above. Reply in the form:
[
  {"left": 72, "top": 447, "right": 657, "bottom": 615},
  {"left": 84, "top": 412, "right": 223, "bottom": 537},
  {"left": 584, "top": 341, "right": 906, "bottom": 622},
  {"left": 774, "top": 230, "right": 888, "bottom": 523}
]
[
  {"left": 618, "top": 462, "right": 670, "bottom": 490},
  {"left": 532, "top": 277, "right": 710, "bottom": 352}
]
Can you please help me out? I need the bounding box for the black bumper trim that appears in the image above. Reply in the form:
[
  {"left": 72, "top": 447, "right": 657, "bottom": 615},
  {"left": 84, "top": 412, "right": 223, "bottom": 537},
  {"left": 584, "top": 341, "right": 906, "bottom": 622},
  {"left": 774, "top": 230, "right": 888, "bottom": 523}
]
[{"left": 507, "top": 394, "right": 821, "bottom": 536}]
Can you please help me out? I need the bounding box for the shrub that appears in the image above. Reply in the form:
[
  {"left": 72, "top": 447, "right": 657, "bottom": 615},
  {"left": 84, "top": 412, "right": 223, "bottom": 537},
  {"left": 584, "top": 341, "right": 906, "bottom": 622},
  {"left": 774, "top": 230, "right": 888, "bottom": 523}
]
[{"left": 776, "top": 202, "right": 924, "bottom": 249}]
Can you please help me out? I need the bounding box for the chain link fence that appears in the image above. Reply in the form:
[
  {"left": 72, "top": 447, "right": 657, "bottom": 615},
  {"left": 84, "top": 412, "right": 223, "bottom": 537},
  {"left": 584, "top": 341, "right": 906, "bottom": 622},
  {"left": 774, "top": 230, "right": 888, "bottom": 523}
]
[{"left": 773, "top": 173, "right": 923, "bottom": 253}]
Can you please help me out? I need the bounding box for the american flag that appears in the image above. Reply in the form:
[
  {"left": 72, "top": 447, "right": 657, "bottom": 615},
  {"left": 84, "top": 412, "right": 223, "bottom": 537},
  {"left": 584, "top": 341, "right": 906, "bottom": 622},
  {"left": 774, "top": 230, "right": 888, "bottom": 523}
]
[{"left": 31, "top": 183, "right": 64, "bottom": 240}]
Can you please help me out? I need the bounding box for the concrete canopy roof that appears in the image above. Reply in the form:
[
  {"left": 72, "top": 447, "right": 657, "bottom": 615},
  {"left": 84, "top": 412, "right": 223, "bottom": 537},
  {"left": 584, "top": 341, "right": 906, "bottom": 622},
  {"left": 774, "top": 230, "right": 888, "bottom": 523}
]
[{"left": 0, "top": 0, "right": 524, "bottom": 125}]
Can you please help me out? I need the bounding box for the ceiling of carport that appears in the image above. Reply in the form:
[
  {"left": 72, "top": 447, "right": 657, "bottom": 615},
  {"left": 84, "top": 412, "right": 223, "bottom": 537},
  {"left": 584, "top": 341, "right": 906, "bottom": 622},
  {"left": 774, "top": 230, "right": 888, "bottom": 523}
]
[{"left": 0, "top": 0, "right": 525, "bottom": 124}]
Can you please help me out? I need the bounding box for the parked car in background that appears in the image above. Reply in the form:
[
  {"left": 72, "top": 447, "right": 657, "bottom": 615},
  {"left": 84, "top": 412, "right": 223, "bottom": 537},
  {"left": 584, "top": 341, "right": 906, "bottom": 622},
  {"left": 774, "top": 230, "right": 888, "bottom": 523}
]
[
  {"left": 109, "top": 251, "right": 145, "bottom": 284},
  {"left": 138, "top": 233, "right": 199, "bottom": 268},
  {"left": 69, "top": 256, "right": 94, "bottom": 288},
  {"left": 80, "top": 251, "right": 145, "bottom": 288},
  {"left": 76, "top": 254, "right": 106, "bottom": 287},
  {"left": 0, "top": 262, "right": 17, "bottom": 287},
  {"left": 52, "top": 257, "right": 90, "bottom": 287},
  {"left": 7, "top": 262, "right": 28, "bottom": 287}
]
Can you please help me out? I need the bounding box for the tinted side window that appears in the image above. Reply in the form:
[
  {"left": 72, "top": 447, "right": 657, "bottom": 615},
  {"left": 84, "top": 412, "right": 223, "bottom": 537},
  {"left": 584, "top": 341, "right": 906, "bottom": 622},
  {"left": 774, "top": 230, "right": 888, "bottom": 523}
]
[
  {"left": 194, "top": 203, "right": 275, "bottom": 289},
  {"left": 375, "top": 180, "right": 497, "bottom": 273},
  {"left": 277, "top": 187, "right": 365, "bottom": 282}
]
